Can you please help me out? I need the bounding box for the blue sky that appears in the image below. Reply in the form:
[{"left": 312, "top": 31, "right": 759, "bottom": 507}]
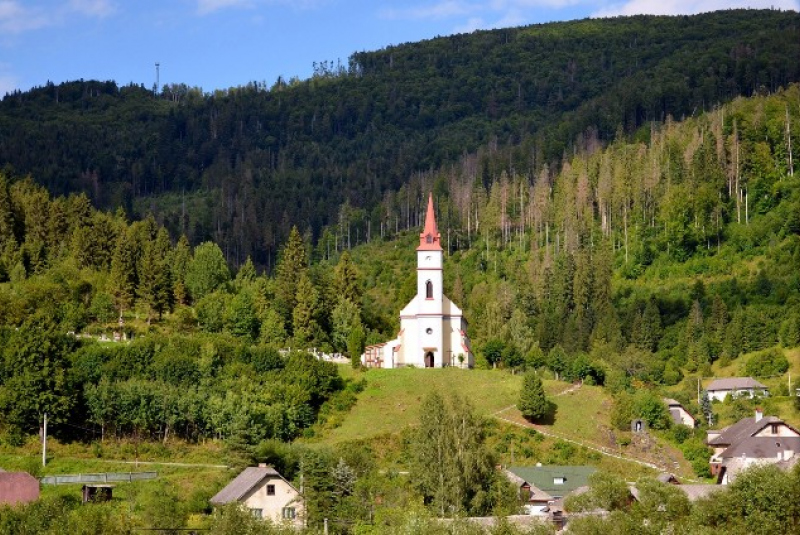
[{"left": 1, "top": 0, "right": 798, "bottom": 96}]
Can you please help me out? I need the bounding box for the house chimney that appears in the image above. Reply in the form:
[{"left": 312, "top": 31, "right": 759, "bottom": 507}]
[
  {"left": 755, "top": 408, "right": 763, "bottom": 422},
  {"left": 258, "top": 463, "right": 268, "bottom": 468}
]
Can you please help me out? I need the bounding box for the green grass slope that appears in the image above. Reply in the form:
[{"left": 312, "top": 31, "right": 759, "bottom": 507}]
[{"left": 321, "top": 367, "right": 523, "bottom": 444}]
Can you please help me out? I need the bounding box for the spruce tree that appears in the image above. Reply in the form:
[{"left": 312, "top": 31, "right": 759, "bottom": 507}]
[
  {"left": 519, "top": 371, "right": 549, "bottom": 422},
  {"left": 110, "top": 227, "right": 138, "bottom": 319},
  {"left": 334, "top": 251, "right": 361, "bottom": 304},
  {"left": 292, "top": 272, "right": 320, "bottom": 349},
  {"left": 275, "top": 226, "right": 308, "bottom": 332},
  {"left": 171, "top": 235, "right": 191, "bottom": 305}
]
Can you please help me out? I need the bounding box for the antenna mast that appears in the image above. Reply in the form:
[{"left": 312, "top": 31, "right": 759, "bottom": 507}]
[{"left": 154, "top": 62, "right": 160, "bottom": 95}]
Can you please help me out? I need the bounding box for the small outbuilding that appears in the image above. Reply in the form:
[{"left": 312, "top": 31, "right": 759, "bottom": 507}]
[
  {"left": 210, "top": 464, "right": 303, "bottom": 527},
  {"left": 82, "top": 484, "right": 114, "bottom": 503},
  {"left": 664, "top": 398, "right": 696, "bottom": 428},
  {"left": 0, "top": 472, "right": 40, "bottom": 506}
]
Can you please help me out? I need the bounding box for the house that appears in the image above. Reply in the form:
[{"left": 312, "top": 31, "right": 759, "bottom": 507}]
[
  {"left": 210, "top": 464, "right": 303, "bottom": 527},
  {"left": 706, "top": 377, "right": 769, "bottom": 401},
  {"left": 363, "top": 194, "right": 474, "bottom": 368},
  {"left": 0, "top": 472, "right": 40, "bottom": 506},
  {"left": 505, "top": 465, "right": 596, "bottom": 514},
  {"left": 663, "top": 398, "right": 696, "bottom": 428},
  {"left": 707, "top": 409, "right": 800, "bottom": 484}
]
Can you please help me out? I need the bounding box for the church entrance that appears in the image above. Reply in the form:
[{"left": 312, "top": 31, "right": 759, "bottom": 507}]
[{"left": 424, "top": 352, "right": 434, "bottom": 368}]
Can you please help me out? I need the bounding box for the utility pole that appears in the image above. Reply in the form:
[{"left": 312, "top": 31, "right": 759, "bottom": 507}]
[{"left": 42, "top": 413, "right": 47, "bottom": 467}]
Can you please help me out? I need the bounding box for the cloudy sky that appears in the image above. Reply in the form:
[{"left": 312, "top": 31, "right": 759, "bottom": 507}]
[{"left": 1, "top": 0, "right": 798, "bottom": 96}]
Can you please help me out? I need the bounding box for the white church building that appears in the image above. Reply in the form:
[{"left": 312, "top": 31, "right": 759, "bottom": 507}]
[{"left": 363, "top": 194, "right": 474, "bottom": 369}]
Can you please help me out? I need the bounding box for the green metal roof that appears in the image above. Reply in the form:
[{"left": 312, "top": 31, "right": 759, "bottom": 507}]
[{"left": 506, "top": 465, "right": 596, "bottom": 495}]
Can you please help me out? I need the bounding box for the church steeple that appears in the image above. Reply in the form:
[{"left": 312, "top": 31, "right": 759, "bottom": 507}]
[{"left": 417, "top": 193, "right": 442, "bottom": 251}]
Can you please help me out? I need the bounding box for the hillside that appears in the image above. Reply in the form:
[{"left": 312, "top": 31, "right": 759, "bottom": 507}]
[
  {"left": 0, "top": 10, "right": 798, "bottom": 266},
  {"left": 313, "top": 366, "right": 694, "bottom": 479}
]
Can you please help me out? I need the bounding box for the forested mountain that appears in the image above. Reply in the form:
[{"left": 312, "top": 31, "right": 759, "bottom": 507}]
[{"left": 1, "top": 9, "right": 798, "bottom": 267}]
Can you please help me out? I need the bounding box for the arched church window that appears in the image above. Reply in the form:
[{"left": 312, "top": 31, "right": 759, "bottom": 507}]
[{"left": 426, "top": 280, "right": 433, "bottom": 299}]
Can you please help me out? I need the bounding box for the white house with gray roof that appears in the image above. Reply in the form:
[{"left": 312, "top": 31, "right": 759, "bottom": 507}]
[
  {"left": 706, "top": 377, "right": 769, "bottom": 401},
  {"left": 210, "top": 464, "right": 303, "bottom": 527},
  {"left": 707, "top": 409, "right": 800, "bottom": 484}
]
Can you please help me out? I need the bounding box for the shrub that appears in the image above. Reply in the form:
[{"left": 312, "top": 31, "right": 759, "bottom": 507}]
[{"left": 743, "top": 347, "right": 789, "bottom": 377}]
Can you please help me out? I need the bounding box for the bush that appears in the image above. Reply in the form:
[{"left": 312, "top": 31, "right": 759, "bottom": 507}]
[{"left": 743, "top": 347, "right": 789, "bottom": 377}]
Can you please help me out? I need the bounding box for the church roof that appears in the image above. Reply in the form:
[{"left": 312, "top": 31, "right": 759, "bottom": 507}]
[{"left": 418, "top": 193, "right": 442, "bottom": 251}]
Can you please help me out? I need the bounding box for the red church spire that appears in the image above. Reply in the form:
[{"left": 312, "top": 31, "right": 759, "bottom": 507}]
[{"left": 418, "top": 193, "right": 442, "bottom": 251}]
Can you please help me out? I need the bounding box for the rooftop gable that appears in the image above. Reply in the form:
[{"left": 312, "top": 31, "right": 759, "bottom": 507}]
[
  {"left": 506, "top": 465, "right": 596, "bottom": 495},
  {"left": 706, "top": 377, "right": 767, "bottom": 391},
  {"left": 210, "top": 466, "right": 296, "bottom": 505}
]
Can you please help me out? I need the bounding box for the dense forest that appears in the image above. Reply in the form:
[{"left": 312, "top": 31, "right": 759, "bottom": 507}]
[
  {"left": 0, "top": 10, "right": 798, "bottom": 267},
  {"left": 1, "top": 83, "right": 799, "bottom": 440}
]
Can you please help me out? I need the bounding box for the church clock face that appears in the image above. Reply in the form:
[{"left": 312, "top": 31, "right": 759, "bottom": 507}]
[{"left": 424, "top": 255, "right": 431, "bottom": 262}]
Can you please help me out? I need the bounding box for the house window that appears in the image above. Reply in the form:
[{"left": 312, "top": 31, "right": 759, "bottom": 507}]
[
  {"left": 266, "top": 484, "right": 275, "bottom": 496},
  {"left": 771, "top": 424, "right": 779, "bottom": 435},
  {"left": 426, "top": 280, "right": 433, "bottom": 299},
  {"left": 251, "top": 508, "right": 263, "bottom": 519},
  {"left": 553, "top": 477, "right": 565, "bottom": 485},
  {"left": 282, "top": 507, "right": 296, "bottom": 520}
]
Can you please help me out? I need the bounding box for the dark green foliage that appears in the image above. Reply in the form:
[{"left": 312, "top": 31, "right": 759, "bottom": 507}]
[
  {"left": 0, "top": 321, "right": 79, "bottom": 432},
  {"left": 692, "top": 464, "right": 800, "bottom": 533},
  {"left": 743, "top": 347, "right": 789, "bottom": 377},
  {"left": 565, "top": 471, "right": 630, "bottom": 512},
  {"left": 518, "top": 371, "right": 548, "bottom": 422},
  {"left": 185, "top": 241, "right": 230, "bottom": 302},
  {"left": 611, "top": 390, "right": 671, "bottom": 431},
  {"left": 275, "top": 227, "right": 308, "bottom": 330},
  {"left": 680, "top": 438, "right": 712, "bottom": 478},
  {"left": 410, "top": 392, "right": 499, "bottom": 517},
  {"left": 482, "top": 339, "right": 506, "bottom": 368},
  {"left": 2, "top": 11, "right": 799, "bottom": 268}
]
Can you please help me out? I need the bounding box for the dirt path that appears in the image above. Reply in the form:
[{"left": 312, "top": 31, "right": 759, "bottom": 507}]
[{"left": 491, "top": 405, "right": 664, "bottom": 471}]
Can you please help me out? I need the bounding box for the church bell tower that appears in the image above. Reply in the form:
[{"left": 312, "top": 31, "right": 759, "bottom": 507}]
[{"left": 416, "top": 193, "right": 444, "bottom": 367}]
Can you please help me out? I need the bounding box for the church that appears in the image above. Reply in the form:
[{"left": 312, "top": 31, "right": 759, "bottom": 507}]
[{"left": 363, "top": 194, "right": 474, "bottom": 368}]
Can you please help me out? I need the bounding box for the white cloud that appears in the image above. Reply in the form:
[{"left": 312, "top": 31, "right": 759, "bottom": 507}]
[
  {"left": 0, "top": 1, "right": 50, "bottom": 34},
  {"left": 69, "top": 0, "right": 116, "bottom": 18},
  {"left": 0, "top": 0, "right": 116, "bottom": 35},
  {"left": 380, "top": 0, "right": 475, "bottom": 20},
  {"left": 196, "top": 0, "right": 252, "bottom": 15},
  {"left": 594, "top": 0, "right": 800, "bottom": 17},
  {"left": 195, "top": 0, "right": 328, "bottom": 15}
]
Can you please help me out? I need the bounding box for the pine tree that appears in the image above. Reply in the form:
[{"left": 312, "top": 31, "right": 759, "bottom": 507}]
[
  {"left": 519, "top": 371, "right": 549, "bottom": 422},
  {"left": 110, "top": 227, "right": 139, "bottom": 319},
  {"left": 234, "top": 256, "right": 257, "bottom": 288},
  {"left": 334, "top": 251, "right": 361, "bottom": 304},
  {"left": 171, "top": 235, "right": 191, "bottom": 305},
  {"left": 292, "top": 272, "right": 320, "bottom": 349},
  {"left": 275, "top": 226, "right": 308, "bottom": 332},
  {"left": 347, "top": 323, "right": 365, "bottom": 369},
  {"left": 138, "top": 227, "right": 172, "bottom": 323},
  {"left": 700, "top": 390, "right": 714, "bottom": 427}
]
